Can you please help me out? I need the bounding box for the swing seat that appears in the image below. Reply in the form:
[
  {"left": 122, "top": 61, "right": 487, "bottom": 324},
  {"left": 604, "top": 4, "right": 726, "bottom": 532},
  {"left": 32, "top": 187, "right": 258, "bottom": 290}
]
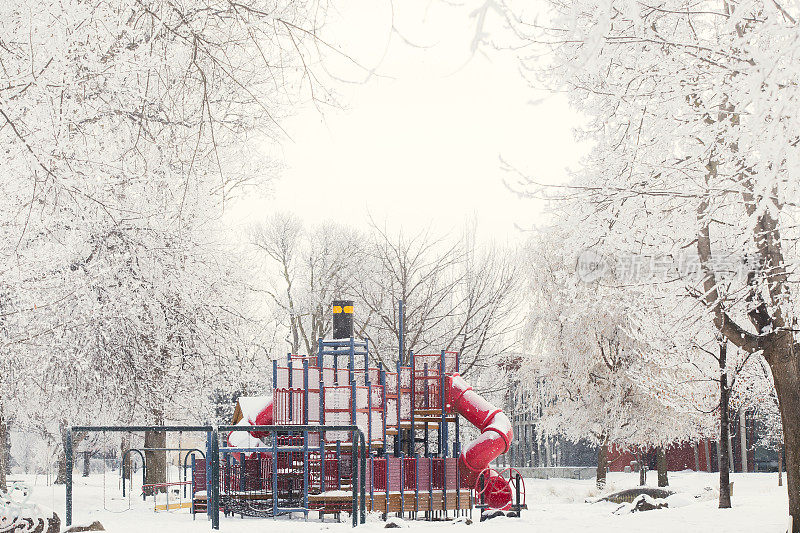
[{"left": 155, "top": 501, "right": 193, "bottom": 511}]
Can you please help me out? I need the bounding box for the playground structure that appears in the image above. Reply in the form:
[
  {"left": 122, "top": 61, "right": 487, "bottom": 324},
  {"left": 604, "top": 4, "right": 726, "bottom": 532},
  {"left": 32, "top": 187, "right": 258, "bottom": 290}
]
[
  {"left": 64, "top": 301, "right": 524, "bottom": 529},
  {"left": 189, "top": 301, "right": 522, "bottom": 521}
]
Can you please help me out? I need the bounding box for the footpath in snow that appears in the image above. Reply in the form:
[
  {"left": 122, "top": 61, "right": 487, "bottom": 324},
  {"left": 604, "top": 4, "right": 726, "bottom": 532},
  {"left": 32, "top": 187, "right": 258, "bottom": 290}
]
[{"left": 10, "top": 470, "right": 791, "bottom": 532}]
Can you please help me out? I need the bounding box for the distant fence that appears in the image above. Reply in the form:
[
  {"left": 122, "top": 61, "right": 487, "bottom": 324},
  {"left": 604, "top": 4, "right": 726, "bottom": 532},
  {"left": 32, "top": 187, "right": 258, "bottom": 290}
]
[{"left": 514, "top": 466, "right": 596, "bottom": 480}]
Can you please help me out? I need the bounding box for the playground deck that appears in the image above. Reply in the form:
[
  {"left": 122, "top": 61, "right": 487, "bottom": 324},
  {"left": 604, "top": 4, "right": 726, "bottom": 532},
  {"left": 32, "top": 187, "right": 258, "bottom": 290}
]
[
  {"left": 193, "top": 489, "right": 471, "bottom": 517},
  {"left": 309, "top": 489, "right": 471, "bottom": 512}
]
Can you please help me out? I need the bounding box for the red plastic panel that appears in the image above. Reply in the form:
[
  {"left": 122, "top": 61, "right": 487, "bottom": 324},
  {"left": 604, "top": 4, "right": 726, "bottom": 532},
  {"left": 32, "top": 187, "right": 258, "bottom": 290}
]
[
  {"left": 416, "top": 458, "right": 431, "bottom": 490},
  {"left": 372, "top": 457, "right": 387, "bottom": 491},
  {"left": 432, "top": 458, "right": 445, "bottom": 489},
  {"left": 324, "top": 453, "right": 340, "bottom": 488},
  {"left": 386, "top": 457, "right": 402, "bottom": 492},
  {"left": 243, "top": 458, "right": 262, "bottom": 491},
  {"left": 274, "top": 388, "right": 305, "bottom": 425},
  {"left": 445, "top": 458, "right": 458, "bottom": 489},
  {"left": 403, "top": 458, "right": 417, "bottom": 490}
]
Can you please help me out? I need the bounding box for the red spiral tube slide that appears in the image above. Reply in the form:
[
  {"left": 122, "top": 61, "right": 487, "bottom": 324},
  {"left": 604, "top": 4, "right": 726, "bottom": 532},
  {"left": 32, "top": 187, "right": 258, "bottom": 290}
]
[{"left": 446, "top": 374, "right": 513, "bottom": 492}]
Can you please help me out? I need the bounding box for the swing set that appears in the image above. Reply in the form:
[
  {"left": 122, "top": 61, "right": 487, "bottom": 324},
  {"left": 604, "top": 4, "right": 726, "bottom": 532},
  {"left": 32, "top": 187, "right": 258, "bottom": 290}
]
[{"left": 70, "top": 428, "right": 210, "bottom": 519}]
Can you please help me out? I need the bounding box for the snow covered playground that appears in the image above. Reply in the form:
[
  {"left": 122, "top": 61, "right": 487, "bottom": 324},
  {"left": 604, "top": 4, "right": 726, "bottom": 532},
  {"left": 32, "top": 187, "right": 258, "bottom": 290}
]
[{"left": 49, "top": 301, "right": 525, "bottom": 530}]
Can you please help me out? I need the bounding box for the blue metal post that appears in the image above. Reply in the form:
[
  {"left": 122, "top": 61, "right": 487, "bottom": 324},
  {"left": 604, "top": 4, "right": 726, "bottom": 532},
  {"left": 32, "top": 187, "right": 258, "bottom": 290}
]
[
  {"left": 369, "top": 456, "right": 374, "bottom": 512},
  {"left": 239, "top": 455, "right": 246, "bottom": 492},
  {"left": 348, "top": 337, "right": 355, "bottom": 377},
  {"left": 414, "top": 454, "right": 419, "bottom": 519},
  {"left": 410, "top": 350, "right": 416, "bottom": 457},
  {"left": 440, "top": 350, "right": 448, "bottom": 457},
  {"left": 351, "top": 430, "right": 358, "bottom": 527},
  {"left": 400, "top": 451, "right": 405, "bottom": 517},
  {"left": 206, "top": 432, "right": 213, "bottom": 515},
  {"left": 455, "top": 351, "right": 461, "bottom": 457},
  {"left": 303, "top": 359, "right": 309, "bottom": 424},
  {"left": 361, "top": 433, "right": 367, "bottom": 525},
  {"left": 380, "top": 368, "right": 387, "bottom": 453},
  {"left": 303, "top": 430, "right": 309, "bottom": 519},
  {"left": 350, "top": 383, "right": 357, "bottom": 443},
  {"left": 364, "top": 338, "right": 369, "bottom": 375},
  {"left": 428, "top": 457, "right": 433, "bottom": 519},
  {"left": 320, "top": 373, "right": 325, "bottom": 427},
  {"left": 191, "top": 455, "right": 196, "bottom": 515},
  {"left": 398, "top": 299, "right": 404, "bottom": 365},
  {"left": 210, "top": 430, "right": 220, "bottom": 530},
  {"left": 272, "top": 359, "right": 278, "bottom": 390},
  {"left": 272, "top": 430, "right": 278, "bottom": 518},
  {"left": 367, "top": 381, "right": 373, "bottom": 448},
  {"left": 396, "top": 360, "right": 402, "bottom": 457},
  {"left": 336, "top": 441, "right": 342, "bottom": 489},
  {"left": 66, "top": 429, "right": 73, "bottom": 526},
  {"left": 320, "top": 438, "right": 326, "bottom": 493}
]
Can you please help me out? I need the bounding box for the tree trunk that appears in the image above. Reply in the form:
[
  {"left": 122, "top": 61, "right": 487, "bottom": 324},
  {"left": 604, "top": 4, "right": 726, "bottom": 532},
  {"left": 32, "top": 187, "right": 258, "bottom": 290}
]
[
  {"left": 695, "top": 151, "right": 799, "bottom": 525},
  {"left": 719, "top": 341, "right": 732, "bottom": 509},
  {"left": 638, "top": 453, "right": 646, "bottom": 486},
  {"left": 657, "top": 447, "right": 668, "bottom": 487},
  {"left": 740, "top": 409, "right": 749, "bottom": 473},
  {"left": 767, "top": 345, "right": 800, "bottom": 532},
  {"left": 144, "top": 410, "right": 167, "bottom": 495},
  {"left": 82, "top": 451, "right": 91, "bottom": 477},
  {"left": 779, "top": 445, "right": 784, "bottom": 487},
  {"left": 0, "top": 404, "right": 7, "bottom": 492},
  {"left": 596, "top": 439, "right": 608, "bottom": 490},
  {"left": 121, "top": 436, "right": 132, "bottom": 481},
  {"left": 55, "top": 420, "right": 72, "bottom": 485}
]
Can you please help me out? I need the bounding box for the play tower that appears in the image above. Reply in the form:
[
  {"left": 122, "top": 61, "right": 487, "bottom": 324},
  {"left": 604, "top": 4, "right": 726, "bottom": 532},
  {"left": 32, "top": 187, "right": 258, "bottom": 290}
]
[{"left": 193, "top": 301, "right": 519, "bottom": 520}]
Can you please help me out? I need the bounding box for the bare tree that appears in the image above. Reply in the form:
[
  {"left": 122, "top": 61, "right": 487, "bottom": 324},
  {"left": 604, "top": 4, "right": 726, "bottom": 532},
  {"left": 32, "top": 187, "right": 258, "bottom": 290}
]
[
  {"left": 252, "top": 213, "right": 363, "bottom": 357},
  {"left": 351, "top": 223, "right": 521, "bottom": 377}
]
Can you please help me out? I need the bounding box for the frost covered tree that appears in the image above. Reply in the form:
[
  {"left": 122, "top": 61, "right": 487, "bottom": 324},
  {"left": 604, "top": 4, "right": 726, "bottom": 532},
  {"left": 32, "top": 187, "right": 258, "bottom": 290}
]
[
  {"left": 631, "top": 298, "right": 761, "bottom": 505},
  {"left": 1, "top": 0, "right": 334, "bottom": 489},
  {"left": 521, "top": 227, "right": 707, "bottom": 490},
  {"left": 493, "top": 0, "right": 800, "bottom": 524}
]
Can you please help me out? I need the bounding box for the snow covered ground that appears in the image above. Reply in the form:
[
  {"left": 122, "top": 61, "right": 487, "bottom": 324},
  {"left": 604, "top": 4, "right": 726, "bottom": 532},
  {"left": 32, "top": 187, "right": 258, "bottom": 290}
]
[{"left": 13, "top": 470, "right": 790, "bottom": 532}]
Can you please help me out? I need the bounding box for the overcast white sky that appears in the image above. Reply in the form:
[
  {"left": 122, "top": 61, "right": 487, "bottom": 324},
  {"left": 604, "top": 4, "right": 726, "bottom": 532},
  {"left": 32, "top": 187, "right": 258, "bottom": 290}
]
[{"left": 227, "top": 0, "right": 587, "bottom": 245}]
